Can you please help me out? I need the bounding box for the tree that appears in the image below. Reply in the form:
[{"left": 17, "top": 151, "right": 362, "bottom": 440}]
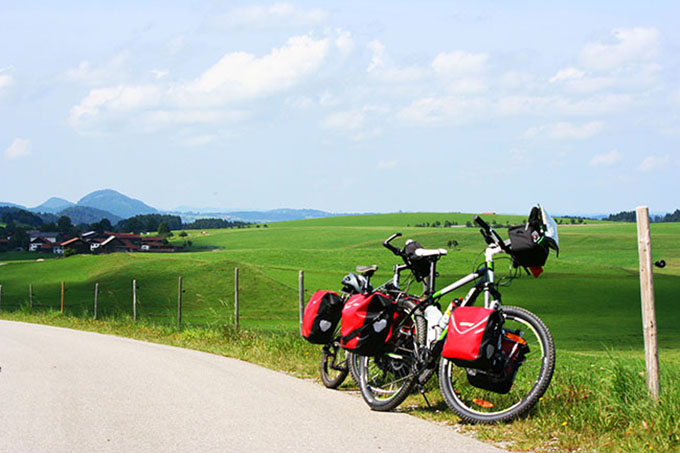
[
  {"left": 179, "top": 231, "right": 188, "bottom": 237},
  {"left": 157, "top": 222, "right": 170, "bottom": 237},
  {"left": 57, "top": 216, "right": 73, "bottom": 235}
]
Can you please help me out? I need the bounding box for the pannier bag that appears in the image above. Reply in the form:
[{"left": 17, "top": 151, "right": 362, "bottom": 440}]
[
  {"left": 301, "top": 290, "right": 344, "bottom": 344},
  {"left": 340, "top": 292, "right": 395, "bottom": 356},
  {"left": 464, "top": 329, "right": 530, "bottom": 394},
  {"left": 441, "top": 306, "right": 503, "bottom": 370}
]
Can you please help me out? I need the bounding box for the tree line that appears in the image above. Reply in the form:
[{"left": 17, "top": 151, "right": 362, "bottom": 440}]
[
  {"left": 1, "top": 206, "right": 254, "bottom": 250},
  {"left": 607, "top": 209, "right": 680, "bottom": 223}
]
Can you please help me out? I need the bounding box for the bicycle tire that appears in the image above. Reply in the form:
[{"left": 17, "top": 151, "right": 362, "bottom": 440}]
[
  {"left": 438, "top": 305, "right": 555, "bottom": 424},
  {"left": 348, "top": 351, "right": 361, "bottom": 386},
  {"left": 320, "top": 341, "right": 350, "bottom": 389},
  {"left": 357, "top": 298, "right": 426, "bottom": 411}
]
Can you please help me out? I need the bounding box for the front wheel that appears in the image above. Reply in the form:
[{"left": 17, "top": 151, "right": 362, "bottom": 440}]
[
  {"left": 438, "top": 305, "right": 555, "bottom": 424},
  {"left": 320, "top": 341, "right": 349, "bottom": 389},
  {"left": 357, "top": 299, "right": 426, "bottom": 411}
]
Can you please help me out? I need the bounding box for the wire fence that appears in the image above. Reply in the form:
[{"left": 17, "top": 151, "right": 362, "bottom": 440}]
[{"left": 0, "top": 269, "right": 311, "bottom": 332}]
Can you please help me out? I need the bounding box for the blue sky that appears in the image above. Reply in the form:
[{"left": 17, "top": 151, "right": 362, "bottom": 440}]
[{"left": 1, "top": 1, "right": 679, "bottom": 215}]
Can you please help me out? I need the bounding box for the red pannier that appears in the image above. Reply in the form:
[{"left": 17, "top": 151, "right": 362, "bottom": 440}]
[
  {"left": 301, "top": 290, "right": 344, "bottom": 344},
  {"left": 340, "top": 292, "right": 395, "bottom": 356},
  {"left": 441, "top": 306, "right": 503, "bottom": 370}
]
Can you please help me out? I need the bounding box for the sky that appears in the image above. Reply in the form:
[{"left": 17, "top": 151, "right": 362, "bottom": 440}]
[{"left": 1, "top": 1, "right": 679, "bottom": 215}]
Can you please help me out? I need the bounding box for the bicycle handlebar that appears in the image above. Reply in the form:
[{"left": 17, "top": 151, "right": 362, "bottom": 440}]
[
  {"left": 383, "top": 232, "right": 403, "bottom": 256},
  {"left": 474, "top": 215, "right": 512, "bottom": 254}
]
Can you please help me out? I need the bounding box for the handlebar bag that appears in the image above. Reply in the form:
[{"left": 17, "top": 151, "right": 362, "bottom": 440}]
[
  {"left": 442, "top": 306, "right": 503, "bottom": 370},
  {"left": 404, "top": 240, "right": 431, "bottom": 281},
  {"left": 302, "top": 290, "right": 344, "bottom": 344},
  {"left": 507, "top": 224, "right": 549, "bottom": 268},
  {"left": 341, "top": 292, "right": 395, "bottom": 356}
]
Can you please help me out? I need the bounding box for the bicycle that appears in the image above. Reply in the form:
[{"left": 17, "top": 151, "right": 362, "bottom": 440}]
[
  {"left": 323, "top": 261, "right": 422, "bottom": 388},
  {"left": 318, "top": 265, "right": 381, "bottom": 389},
  {"left": 355, "top": 209, "right": 558, "bottom": 424}
]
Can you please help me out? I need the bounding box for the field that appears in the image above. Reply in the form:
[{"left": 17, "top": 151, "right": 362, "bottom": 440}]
[
  {"left": 3, "top": 213, "right": 676, "bottom": 351},
  {"left": 1, "top": 212, "right": 679, "bottom": 451}
]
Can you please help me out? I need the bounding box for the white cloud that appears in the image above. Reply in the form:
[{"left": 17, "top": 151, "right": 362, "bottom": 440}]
[
  {"left": 0, "top": 73, "right": 12, "bottom": 90},
  {"left": 589, "top": 150, "right": 622, "bottom": 166},
  {"left": 4, "top": 138, "right": 31, "bottom": 161},
  {"left": 334, "top": 29, "right": 354, "bottom": 56},
  {"left": 498, "top": 94, "right": 631, "bottom": 116},
  {"left": 397, "top": 97, "right": 486, "bottom": 125},
  {"left": 322, "top": 110, "right": 365, "bottom": 131},
  {"left": 69, "top": 34, "right": 331, "bottom": 133},
  {"left": 214, "top": 3, "right": 327, "bottom": 28},
  {"left": 182, "top": 34, "right": 329, "bottom": 104},
  {"left": 639, "top": 154, "right": 670, "bottom": 172},
  {"left": 579, "top": 27, "right": 660, "bottom": 72},
  {"left": 524, "top": 121, "right": 604, "bottom": 140},
  {"left": 69, "top": 84, "right": 162, "bottom": 128},
  {"left": 65, "top": 53, "right": 129, "bottom": 85},
  {"left": 366, "top": 40, "right": 425, "bottom": 83},
  {"left": 549, "top": 67, "right": 585, "bottom": 83},
  {"left": 150, "top": 69, "right": 169, "bottom": 80},
  {"left": 432, "top": 50, "right": 487, "bottom": 77}
]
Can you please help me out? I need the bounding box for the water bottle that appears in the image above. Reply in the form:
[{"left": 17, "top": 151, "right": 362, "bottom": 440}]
[{"left": 424, "top": 304, "right": 443, "bottom": 345}]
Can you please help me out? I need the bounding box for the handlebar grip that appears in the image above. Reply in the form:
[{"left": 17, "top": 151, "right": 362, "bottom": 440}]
[
  {"left": 474, "top": 216, "right": 511, "bottom": 253},
  {"left": 474, "top": 216, "right": 491, "bottom": 231},
  {"left": 383, "top": 232, "right": 403, "bottom": 256}
]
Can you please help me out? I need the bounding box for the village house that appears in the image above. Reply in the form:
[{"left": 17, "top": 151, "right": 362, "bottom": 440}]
[{"left": 60, "top": 237, "right": 91, "bottom": 254}]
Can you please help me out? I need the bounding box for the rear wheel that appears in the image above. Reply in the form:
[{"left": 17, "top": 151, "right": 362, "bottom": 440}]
[
  {"left": 320, "top": 341, "right": 349, "bottom": 389},
  {"left": 438, "top": 305, "right": 555, "bottom": 424},
  {"left": 357, "top": 299, "right": 426, "bottom": 411}
]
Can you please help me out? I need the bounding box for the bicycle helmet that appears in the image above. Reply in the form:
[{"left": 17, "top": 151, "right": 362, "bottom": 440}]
[{"left": 341, "top": 272, "right": 370, "bottom": 294}]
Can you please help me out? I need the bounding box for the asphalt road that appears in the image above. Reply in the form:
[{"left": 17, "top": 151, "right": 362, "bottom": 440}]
[{"left": 0, "top": 320, "right": 505, "bottom": 452}]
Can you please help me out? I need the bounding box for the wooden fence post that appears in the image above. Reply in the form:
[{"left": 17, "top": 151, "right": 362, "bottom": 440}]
[
  {"left": 636, "top": 206, "right": 660, "bottom": 401},
  {"left": 94, "top": 283, "right": 99, "bottom": 320},
  {"left": 29, "top": 284, "right": 33, "bottom": 308},
  {"left": 61, "top": 281, "right": 65, "bottom": 314},
  {"left": 234, "top": 268, "right": 239, "bottom": 330},
  {"left": 133, "top": 279, "right": 137, "bottom": 322},
  {"left": 299, "top": 270, "right": 304, "bottom": 335},
  {"left": 177, "top": 276, "right": 182, "bottom": 329}
]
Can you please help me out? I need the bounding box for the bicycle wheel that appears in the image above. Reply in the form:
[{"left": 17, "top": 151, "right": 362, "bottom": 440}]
[
  {"left": 357, "top": 299, "right": 426, "bottom": 411},
  {"left": 438, "top": 305, "right": 555, "bottom": 424},
  {"left": 348, "top": 351, "right": 361, "bottom": 386},
  {"left": 320, "top": 341, "right": 349, "bottom": 389}
]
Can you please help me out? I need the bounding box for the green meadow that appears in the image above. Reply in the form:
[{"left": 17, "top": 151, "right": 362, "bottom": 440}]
[
  {"left": 2, "top": 213, "right": 679, "bottom": 451},
  {"left": 1, "top": 213, "right": 678, "bottom": 353}
]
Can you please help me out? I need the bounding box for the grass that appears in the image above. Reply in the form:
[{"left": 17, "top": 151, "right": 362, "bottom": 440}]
[{"left": 1, "top": 212, "right": 679, "bottom": 451}]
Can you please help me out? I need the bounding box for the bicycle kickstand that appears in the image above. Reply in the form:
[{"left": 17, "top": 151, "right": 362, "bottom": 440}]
[{"left": 416, "top": 382, "right": 431, "bottom": 409}]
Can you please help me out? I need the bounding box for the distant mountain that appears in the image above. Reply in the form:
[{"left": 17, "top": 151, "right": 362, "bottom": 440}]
[
  {"left": 78, "top": 189, "right": 157, "bottom": 219},
  {"left": 31, "top": 197, "right": 75, "bottom": 214},
  {"left": 58, "top": 206, "right": 122, "bottom": 225},
  {"left": 0, "top": 201, "right": 26, "bottom": 209},
  {"left": 165, "top": 208, "right": 344, "bottom": 224}
]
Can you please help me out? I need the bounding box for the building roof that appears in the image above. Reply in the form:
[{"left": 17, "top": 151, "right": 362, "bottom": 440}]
[
  {"left": 106, "top": 232, "right": 141, "bottom": 239},
  {"left": 61, "top": 237, "right": 86, "bottom": 246}
]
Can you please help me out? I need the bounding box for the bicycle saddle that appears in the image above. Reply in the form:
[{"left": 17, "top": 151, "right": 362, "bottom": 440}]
[{"left": 356, "top": 265, "right": 378, "bottom": 277}]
